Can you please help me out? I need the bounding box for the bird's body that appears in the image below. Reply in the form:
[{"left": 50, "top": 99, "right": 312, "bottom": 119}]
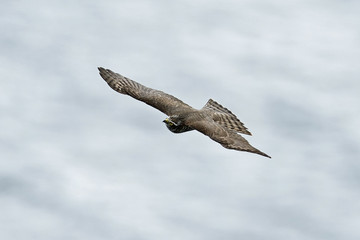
[{"left": 98, "top": 67, "right": 270, "bottom": 158}]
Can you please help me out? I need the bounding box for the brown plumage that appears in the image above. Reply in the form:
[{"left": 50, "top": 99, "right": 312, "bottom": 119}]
[{"left": 98, "top": 67, "right": 270, "bottom": 158}]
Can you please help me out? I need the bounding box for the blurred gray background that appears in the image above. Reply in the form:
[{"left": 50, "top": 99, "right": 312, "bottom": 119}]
[{"left": 1, "top": 0, "right": 359, "bottom": 239}]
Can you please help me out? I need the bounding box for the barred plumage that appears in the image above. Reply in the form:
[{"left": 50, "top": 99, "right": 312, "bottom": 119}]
[
  {"left": 98, "top": 67, "right": 270, "bottom": 158},
  {"left": 202, "top": 99, "right": 252, "bottom": 135}
]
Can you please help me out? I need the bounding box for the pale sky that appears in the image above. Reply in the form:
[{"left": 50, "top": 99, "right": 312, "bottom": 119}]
[{"left": 1, "top": 0, "right": 360, "bottom": 239}]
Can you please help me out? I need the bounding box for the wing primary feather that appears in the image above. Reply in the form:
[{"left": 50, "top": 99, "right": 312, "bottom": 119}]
[
  {"left": 188, "top": 119, "right": 271, "bottom": 158},
  {"left": 98, "top": 67, "right": 193, "bottom": 116}
]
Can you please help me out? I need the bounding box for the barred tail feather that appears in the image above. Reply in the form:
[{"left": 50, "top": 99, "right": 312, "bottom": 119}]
[{"left": 203, "top": 99, "right": 252, "bottom": 135}]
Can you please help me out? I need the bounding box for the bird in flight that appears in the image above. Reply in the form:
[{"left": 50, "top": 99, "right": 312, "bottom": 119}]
[{"left": 98, "top": 67, "right": 270, "bottom": 158}]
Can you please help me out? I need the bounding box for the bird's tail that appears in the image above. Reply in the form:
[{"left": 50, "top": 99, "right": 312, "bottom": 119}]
[{"left": 202, "top": 99, "right": 252, "bottom": 135}]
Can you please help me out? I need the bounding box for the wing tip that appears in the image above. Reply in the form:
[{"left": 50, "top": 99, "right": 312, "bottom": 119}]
[
  {"left": 260, "top": 152, "right": 272, "bottom": 159},
  {"left": 98, "top": 67, "right": 117, "bottom": 82},
  {"left": 245, "top": 143, "right": 271, "bottom": 158},
  {"left": 98, "top": 67, "right": 106, "bottom": 77},
  {"left": 252, "top": 148, "right": 271, "bottom": 158},
  {"left": 245, "top": 148, "right": 271, "bottom": 159}
]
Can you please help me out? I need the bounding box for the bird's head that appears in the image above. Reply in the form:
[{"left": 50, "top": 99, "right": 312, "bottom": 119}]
[
  {"left": 163, "top": 117, "right": 179, "bottom": 130},
  {"left": 163, "top": 117, "right": 179, "bottom": 133},
  {"left": 163, "top": 116, "right": 193, "bottom": 134}
]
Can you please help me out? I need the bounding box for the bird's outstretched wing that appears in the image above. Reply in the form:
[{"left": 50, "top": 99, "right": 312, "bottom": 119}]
[
  {"left": 187, "top": 119, "right": 271, "bottom": 158},
  {"left": 98, "top": 67, "right": 194, "bottom": 116}
]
